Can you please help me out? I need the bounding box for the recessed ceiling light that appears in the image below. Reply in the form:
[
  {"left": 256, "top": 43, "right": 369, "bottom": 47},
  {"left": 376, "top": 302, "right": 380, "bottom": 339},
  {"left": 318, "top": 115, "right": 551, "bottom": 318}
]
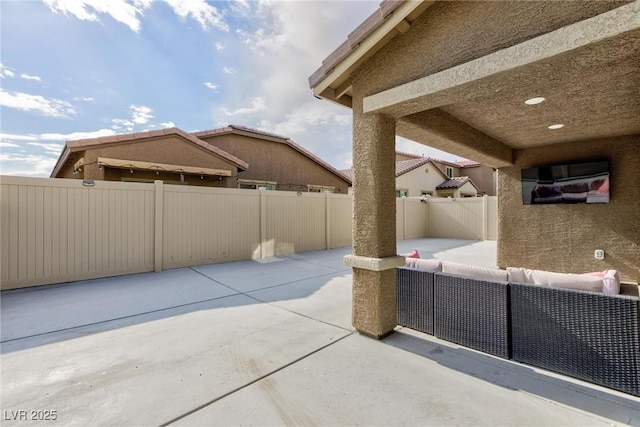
[
  {"left": 525, "top": 97, "right": 545, "bottom": 105},
  {"left": 548, "top": 124, "right": 565, "bottom": 130}
]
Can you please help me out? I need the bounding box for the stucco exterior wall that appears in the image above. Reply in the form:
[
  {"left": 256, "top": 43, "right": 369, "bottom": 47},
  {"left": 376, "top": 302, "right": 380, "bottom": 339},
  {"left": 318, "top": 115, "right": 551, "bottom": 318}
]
[
  {"left": 396, "top": 162, "right": 448, "bottom": 197},
  {"left": 498, "top": 135, "right": 640, "bottom": 282},
  {"left": 351, "top": 1, "right": 627, "bottom": 98},
  {"left": 199, "top": 134, "right": 350, "bottom": 193},
  {"left": 464, "top": 165, "right": 496, "bottom": 196},
  {"left": 60, "top": 136, "right": 240, "bottom": 187}
]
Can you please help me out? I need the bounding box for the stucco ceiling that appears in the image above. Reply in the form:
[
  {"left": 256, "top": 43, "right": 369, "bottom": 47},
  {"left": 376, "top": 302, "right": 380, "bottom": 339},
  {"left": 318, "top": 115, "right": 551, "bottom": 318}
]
[{"left": 417, "top": 29, "right": 640, "bottom": 151}]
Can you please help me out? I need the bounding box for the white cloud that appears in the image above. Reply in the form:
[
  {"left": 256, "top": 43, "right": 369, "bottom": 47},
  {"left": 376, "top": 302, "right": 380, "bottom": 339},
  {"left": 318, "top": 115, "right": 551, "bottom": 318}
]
[
  {"left": 75, "top": 96, "right": 95, "bottom": 102},
  {"left": 0, "top": 133, "right": 39, "bottom": 142},
  {"left": 1, "top": 63, "right": 15, "bottom": 78},
  {"left": 27, "top": 142, "right": 64, "bottom": 153},
  {"left": 39, "top": 129, "right": 117, "bottom": 141},
  {"left": 0, "top": 153, "right": 58, "bottom": 177},
  {"left": 129, "top": 104, "right": 154, "bottom": 124},
  {"left": 396, "top": 136, "right": 466, "bottom": 163},
  {"left": 43, "top": 0, "right": 148, "bottom": 32},
  {"left": 203, "top": 82, "right": 218, "bottom": 91},
  {"left": 0, "top": 142, "right": 20, "bottom": 148},
  {"left": 20, "top": 73, "right": 42, "bottom": 81},
  {"left": 258, "top": 101, "right": 348, "bottom": 136},
  {"left": 0, "top": 88, "right": 75, "bottom": 118},
  {"left": 222, "top": 97, "right": 266, "bottom": 116},
  {"left": 222, "top": 67, "right": 236, "bottom": 75},
  {"left": 111, "top": 118, "right": 134, "bottom": 131},
  {"left": 160, "top": 121, "right": 175, "bottom": 127},
  {"left": 164, "top": 0, "right": 228, "bottom": 31},
  {"left": 215, "top": 41, "right": 225, "bottom": 51}
]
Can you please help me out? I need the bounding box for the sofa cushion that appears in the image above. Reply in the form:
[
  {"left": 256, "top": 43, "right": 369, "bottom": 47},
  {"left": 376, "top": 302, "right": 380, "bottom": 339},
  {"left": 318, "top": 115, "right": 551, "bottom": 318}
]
[
  {"left": 583, "top": 270, "right": 620, "bottom": 294},
  {"left": 441, "top": 261, "right": 508, "bottom": 282},
  {"left": 523, "top": 268, "right": 602, "bottom": 292},
  {"left": 405, "top": 258, "right": 442, "bottom": 272}
]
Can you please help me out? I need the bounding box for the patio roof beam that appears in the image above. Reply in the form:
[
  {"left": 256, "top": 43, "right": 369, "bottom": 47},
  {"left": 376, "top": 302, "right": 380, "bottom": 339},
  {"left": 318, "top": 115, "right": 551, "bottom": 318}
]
[{"left": 397, "top": 109, "right": 514, "bottom": 168}]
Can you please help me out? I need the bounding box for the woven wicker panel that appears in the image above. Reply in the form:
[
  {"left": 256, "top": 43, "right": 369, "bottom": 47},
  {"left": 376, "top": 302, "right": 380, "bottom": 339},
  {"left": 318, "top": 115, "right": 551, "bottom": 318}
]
[
  {"left": 396, "top": 268, "right": 435, "bottom": 335},
  {"left": 511, "top": 283, "right": 640, "bottom": 396},
  {"left": 434, "top": 273, "right": 511, "bottom": 359}
]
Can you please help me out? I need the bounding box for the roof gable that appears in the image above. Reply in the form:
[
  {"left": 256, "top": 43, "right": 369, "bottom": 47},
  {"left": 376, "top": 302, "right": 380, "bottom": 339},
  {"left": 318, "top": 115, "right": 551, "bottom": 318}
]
[
  {"left": 193, "top": 125, "right": 352, "bottom": 184},
  {"left": 396, "top": 158, "right": 449, "bottom": 178},
  {"left": 436, "top": 176, "right": 480, "bottom": 192}
]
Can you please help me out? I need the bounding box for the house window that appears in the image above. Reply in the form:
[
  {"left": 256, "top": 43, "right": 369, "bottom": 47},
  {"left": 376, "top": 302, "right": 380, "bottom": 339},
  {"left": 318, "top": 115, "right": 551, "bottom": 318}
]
[
  {"left": 446, "top": 167, "right": 454, "bottom": 178},
  {"left": 308, "top": 185, "right": 334, "bottom": 193},
  {"left": 238, "top": 179, "right": 276, "bottom": 190},
  {"left": 396, "top": 189, "right": 409, "bottom": 197}
]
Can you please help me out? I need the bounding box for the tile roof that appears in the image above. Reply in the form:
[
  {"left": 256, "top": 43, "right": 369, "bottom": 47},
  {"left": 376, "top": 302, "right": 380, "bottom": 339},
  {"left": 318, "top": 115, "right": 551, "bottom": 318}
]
[
  {"left": 341, "top": 157, "right": 449, "bottom": 181},
  {"left": 395, "top": 150, "right": 423, "bottom": 159},
  {"left": 436, "top": 176, "right": 471, "bottom": 189},
  {"left": 193, "top": 125, "right": 352, "bottom": 184},
  {"left": 309, "top": 0, "right": 404, "bottom": 88},
  {"left": 395, "top": 157, "right": 434, "bottom": 177},
  {"left": 340, "top": 168, "right": 353, "bottom": 181},
  {"left": 456, "top": 160, "right": 482, "bottom": 167}
]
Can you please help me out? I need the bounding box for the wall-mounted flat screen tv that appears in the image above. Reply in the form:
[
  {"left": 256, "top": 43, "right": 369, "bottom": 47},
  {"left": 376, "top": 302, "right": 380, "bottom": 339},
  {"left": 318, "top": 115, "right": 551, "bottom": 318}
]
[{"left": 521, "top": 161, "right": 609, "bottom": 205}]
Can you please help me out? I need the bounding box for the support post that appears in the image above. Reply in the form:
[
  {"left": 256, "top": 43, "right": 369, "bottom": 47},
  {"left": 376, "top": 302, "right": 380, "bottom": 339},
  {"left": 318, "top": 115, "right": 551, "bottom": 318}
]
[{"left": 346, "top": 110, "right": 402, "bottom": 338}]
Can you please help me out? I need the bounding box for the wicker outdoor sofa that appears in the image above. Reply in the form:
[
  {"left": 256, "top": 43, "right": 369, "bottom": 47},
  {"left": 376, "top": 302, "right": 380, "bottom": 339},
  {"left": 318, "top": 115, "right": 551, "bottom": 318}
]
[{"left": 396, "top": 259, "right": 640, "bottom": 396}]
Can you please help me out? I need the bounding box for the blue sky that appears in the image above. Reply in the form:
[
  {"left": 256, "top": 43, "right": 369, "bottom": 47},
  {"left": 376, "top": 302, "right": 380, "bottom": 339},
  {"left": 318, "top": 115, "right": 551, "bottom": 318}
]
[{"left": 0, "top": 0, "right": 465, "bottom": 177}]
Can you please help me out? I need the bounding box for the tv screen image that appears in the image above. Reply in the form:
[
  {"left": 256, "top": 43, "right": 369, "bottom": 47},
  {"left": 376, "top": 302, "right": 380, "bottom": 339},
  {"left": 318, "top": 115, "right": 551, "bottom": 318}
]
[{"left": 521, "top": 161, "right": 609, "bottom": 205}]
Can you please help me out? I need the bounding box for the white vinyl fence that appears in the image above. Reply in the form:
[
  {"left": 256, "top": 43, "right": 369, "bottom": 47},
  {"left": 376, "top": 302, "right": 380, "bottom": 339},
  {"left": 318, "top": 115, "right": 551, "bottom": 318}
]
[{"left": 0, "top": 176, "right": 495, "bottom": 290}]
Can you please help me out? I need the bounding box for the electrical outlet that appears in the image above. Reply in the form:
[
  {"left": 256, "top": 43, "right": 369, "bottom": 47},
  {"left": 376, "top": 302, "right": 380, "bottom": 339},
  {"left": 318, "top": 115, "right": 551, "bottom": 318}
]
[{"left": 594, "top": 249, "right": 605, "bottom": 260}]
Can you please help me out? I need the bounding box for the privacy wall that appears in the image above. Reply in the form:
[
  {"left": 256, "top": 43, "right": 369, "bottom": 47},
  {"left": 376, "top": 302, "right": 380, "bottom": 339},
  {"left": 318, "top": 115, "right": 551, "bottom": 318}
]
[{"left": 1, "top": 177, "right": 494, "bottom": 290}]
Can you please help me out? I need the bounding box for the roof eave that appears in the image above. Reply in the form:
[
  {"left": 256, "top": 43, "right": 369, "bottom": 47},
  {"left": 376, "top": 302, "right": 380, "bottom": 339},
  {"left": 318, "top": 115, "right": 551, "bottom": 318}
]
[
  {"left": 50, "top": 145, "right": 72, "bottom": 178},
  {"left": 309, "top": 1, "right": 434, "bottom": 106}
]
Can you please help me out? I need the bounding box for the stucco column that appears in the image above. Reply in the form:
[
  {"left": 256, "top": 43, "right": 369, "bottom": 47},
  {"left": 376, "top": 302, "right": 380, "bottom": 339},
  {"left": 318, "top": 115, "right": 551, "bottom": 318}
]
[{"left": 344, "top": 110, "right": 404, "bottom": 338}]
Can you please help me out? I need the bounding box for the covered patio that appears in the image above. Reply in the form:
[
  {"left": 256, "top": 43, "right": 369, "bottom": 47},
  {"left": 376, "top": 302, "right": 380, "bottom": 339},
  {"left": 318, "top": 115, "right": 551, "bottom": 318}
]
[
  {"left": 309, "top": 0, "right": 640, "bottom": 338},
  {"left": 2, "top": 239, "right": 639, "bottom": 426}
]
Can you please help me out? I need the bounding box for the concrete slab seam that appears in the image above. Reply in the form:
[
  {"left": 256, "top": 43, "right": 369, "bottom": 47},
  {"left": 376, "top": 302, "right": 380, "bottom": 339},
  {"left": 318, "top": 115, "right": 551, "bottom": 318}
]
[
  {"left": 190, "top": 267, "right": 349, "bottom": 297},
  {"left": 189, "top": 267, "right": 352, "bottom": 332},
  {"left": 158, "top": 331, "right": 355, "bottom": 426}
]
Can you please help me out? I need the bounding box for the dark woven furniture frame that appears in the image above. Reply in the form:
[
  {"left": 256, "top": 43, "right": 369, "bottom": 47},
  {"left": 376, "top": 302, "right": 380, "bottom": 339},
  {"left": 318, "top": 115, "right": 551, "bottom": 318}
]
[
  {"left": 511, "top": 282, "right": 640, "bottom": 396},
  {"left": 397, "top": 267, "right": 434, "bottom": 335},
  {"left": 434, "top": 273, "right": 511, "bottom": 359}
]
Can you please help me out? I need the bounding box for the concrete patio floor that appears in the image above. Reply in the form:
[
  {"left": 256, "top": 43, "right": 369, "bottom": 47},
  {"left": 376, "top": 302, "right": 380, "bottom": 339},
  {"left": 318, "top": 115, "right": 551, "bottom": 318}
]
[{"left": 1, "top": 238, "right": 639, "bottom": 426}]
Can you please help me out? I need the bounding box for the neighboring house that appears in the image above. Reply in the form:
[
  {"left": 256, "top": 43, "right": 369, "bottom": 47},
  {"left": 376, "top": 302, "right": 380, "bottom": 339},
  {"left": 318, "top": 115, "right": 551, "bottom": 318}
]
[
  {"left": 193, "top": 125, "right": 351, "bottom": 193},
  {"left": 342, "top": 151, "right": 492, "bottom": 197},
  {"left": 50, "top": 125, "right": 351, "bottom": 193}
]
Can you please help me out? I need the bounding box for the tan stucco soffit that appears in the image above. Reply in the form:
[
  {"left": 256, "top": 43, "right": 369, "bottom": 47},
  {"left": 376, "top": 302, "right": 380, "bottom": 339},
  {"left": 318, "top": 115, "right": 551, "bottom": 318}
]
[
  {"left": 97, "top": 157, "right": 232, "bottom": 176},
  {"left": 344, "top": 254, "right": 405, "bottom": 272},
  {"left": 363, "top": 2, "right": 640, "bottom": 117},
  {"left": 311, "top": 1, "right": 433, "bottom": 99}
]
